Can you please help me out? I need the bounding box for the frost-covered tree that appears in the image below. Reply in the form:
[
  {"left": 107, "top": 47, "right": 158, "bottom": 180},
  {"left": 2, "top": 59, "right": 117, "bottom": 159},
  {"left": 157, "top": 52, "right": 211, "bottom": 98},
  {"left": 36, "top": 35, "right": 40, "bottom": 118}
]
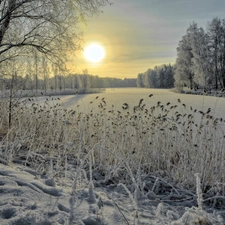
[
  {"left": 148, "top": 69, "right": 158, "bottom": 87},
  {"left": 142, "top": 69, "right": 157, "bottom": 88},
  {"left": 137, "top": 73, "right": 144, "bottom": 87},
  {"left": 189, "top": 25, "right": 212, "bottom": 87},
  {"left": 143, "top": 69, "right": 151, "bottom": 88},
  {"left": 163, "top": 64, "right": 175, "bottom": 88},
  {"left": 0, "top": 0, "right": 109, "bottom": 66},
  {"left": 139, "top": 64, "right": 174, "bottom": 88},
  {"left": 207, "top": 17, "right": 223, "bottom": 89},
  {"left": 175, "top": 23, "right": 195, "bottom": 89},
  {"left": 154, "top": 64, "right": 174, "bottom": 88},
  {"left": 175, "top": 18, "right": 225, "bottom": 90},
  {"left": 218, "top": 19, "right": 225, "bottom": 88},
  {"left": 155, "top": 66, "right": 165, "bottom": 88}
]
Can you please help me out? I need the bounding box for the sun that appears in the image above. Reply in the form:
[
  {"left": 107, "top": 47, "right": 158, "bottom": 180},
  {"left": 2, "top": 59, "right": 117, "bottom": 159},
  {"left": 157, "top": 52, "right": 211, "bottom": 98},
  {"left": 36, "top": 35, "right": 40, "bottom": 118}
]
[{"left": 84, "top": 43, "right": 105, "bottom": 63}]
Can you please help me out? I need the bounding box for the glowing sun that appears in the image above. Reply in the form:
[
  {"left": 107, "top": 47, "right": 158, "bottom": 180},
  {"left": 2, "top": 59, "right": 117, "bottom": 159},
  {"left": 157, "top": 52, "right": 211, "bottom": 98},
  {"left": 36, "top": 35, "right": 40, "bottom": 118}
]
[{"left": 84, "top": 43, "right": 105, "bottom": 63}]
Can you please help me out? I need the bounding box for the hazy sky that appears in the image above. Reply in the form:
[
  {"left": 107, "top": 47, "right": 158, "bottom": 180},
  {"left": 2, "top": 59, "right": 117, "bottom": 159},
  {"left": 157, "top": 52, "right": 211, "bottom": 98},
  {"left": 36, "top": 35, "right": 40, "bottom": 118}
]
[{"left": 72, "top": 0, "right": 225, "bottom": 78}]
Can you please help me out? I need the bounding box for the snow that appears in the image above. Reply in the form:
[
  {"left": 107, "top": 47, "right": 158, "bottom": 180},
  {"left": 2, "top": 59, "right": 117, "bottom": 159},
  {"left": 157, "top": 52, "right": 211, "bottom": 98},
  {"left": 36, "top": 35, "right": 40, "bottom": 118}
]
[
  {"left": 1, "top": 88, "right": 225, "bottom": 225},
  {"left": 0, "top": 163, "right": 224, "bottom": 225}
]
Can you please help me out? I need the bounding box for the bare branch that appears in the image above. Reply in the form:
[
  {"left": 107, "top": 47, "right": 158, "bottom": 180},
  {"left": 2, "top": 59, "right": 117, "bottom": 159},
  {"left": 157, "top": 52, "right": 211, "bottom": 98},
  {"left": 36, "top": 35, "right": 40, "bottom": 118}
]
[{"left": 0, "top": 0, "right": 110, "bottom": 65}]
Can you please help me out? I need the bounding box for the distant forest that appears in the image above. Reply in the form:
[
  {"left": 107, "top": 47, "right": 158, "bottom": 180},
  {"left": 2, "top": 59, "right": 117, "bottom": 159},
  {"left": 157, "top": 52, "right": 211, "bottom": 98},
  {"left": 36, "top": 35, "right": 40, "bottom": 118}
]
[
  {"left": 1, "top": 74, "right": 136, "bottom": 92},
  {"left": 136, "top": 64, "right": 175, "bottom": 88}
]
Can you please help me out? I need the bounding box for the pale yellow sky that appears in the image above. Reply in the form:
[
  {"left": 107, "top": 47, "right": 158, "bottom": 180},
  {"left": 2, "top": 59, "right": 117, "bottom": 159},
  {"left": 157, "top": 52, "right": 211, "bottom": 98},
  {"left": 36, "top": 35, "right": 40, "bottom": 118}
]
[
  {"left": 69, "top": 2, "right": 177, "bottom": 78},
  {"left": 68, "top": 0, "right": 225, "bottom": 79}
]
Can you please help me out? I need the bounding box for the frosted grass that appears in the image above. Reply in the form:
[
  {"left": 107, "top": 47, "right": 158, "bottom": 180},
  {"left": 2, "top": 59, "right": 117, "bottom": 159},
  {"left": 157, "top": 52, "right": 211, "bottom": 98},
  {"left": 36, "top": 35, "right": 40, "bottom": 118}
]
[{"left": 0, "top": 88, "right": 225, "bottom": 224}]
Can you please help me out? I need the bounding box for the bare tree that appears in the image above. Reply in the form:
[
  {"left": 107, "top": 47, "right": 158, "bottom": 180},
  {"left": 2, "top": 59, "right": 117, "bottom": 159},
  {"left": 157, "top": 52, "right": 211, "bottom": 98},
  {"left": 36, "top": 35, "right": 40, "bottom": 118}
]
[
  {"left": 0, "top": 0, "right": 110, "bottom": 65},
  {"left": 0, "top": 0, "right": 110, "bottom": 130}
]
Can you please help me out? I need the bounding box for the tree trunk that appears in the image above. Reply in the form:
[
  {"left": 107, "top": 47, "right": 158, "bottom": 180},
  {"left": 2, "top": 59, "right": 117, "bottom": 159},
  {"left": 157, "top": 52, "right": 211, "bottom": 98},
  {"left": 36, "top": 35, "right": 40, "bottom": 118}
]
[
  {"left": 222, "top": 77, "right": 225, "bottom": 88},
  {"left": 190, "top": 76, "right": 193, "bottom": 90},
  {"left": 8, "top": 73, "right": 15, "bottom": 129}
]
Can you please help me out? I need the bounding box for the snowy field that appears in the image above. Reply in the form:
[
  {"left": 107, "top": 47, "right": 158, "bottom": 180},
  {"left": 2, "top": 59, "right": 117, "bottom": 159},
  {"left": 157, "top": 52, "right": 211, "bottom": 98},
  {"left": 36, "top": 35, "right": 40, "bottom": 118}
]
[
  {"left": 1, "top": 88, "right": 225, "bottom": 225},
  {"left": 62, "top": 88, "right": 225, "bottom": 118}
]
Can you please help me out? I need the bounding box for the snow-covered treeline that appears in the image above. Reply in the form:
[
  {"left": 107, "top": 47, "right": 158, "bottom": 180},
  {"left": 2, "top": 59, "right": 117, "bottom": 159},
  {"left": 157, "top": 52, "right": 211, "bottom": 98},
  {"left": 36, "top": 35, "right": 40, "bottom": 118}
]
[
  {"left": 175, "top": 17, "right": 225, "bottom": 91},
  {"left": 137, "top": 64, "right": 175, "bottom": 88}
]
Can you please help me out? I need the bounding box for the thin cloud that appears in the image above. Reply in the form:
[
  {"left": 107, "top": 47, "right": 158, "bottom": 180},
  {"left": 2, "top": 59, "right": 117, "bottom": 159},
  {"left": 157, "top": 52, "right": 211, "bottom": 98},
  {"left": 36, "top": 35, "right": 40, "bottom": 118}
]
[{"left": 78, "top": 0, "right": 225, "bottom": 78}]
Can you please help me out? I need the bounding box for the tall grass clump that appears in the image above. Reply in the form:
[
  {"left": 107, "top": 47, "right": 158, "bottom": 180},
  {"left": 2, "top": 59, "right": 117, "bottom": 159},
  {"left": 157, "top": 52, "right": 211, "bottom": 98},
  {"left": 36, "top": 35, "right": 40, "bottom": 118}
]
[{"left": 0, "top": 94, "right": 225, "bottom": 209}]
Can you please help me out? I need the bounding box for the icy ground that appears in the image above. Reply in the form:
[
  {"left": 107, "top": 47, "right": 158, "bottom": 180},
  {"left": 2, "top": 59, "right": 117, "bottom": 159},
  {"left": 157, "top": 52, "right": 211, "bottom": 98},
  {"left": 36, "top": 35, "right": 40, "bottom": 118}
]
[{"left": 0, "top": 163, "right": 224, "bottom": 225}]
